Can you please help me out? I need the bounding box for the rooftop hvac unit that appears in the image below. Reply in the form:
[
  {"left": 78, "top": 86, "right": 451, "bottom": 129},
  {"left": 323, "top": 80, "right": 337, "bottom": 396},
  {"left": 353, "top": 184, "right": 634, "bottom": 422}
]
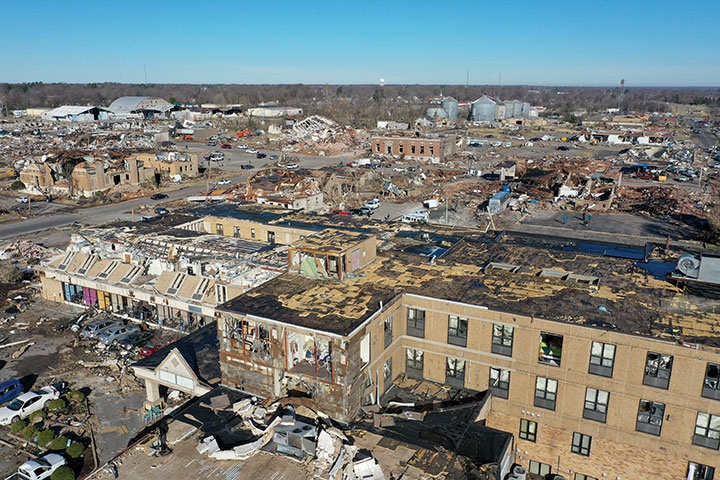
[
  {"left": 677, "top": 254, "right": 700, "bottom": 278},
  {"left": 512, "top": 465, "right": 527, "bottom": 480}
]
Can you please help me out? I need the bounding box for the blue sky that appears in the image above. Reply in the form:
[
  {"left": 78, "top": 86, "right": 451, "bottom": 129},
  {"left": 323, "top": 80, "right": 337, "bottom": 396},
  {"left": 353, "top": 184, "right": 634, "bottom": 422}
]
[{"left": 2, "top": 0, "right": 719, "bottom": 86}]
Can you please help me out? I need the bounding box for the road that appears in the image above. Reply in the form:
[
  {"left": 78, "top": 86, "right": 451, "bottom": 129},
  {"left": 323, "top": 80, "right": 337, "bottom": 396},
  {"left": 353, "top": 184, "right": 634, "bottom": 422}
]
[
  {"left": 0, "top": 149, "right": 354, "bottom": 239},
  {"left": 693, "top": 128, "right": 718, "bottom": 149}
]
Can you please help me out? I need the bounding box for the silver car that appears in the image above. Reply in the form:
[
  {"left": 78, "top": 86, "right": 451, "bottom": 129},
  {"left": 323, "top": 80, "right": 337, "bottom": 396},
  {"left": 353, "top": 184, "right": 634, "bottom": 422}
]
[
  {"left": 81, "top": 319, "right": 120, "bottom": 339},
  {"left": 97, "top": 324, "right": 140, "bottom": 346}
]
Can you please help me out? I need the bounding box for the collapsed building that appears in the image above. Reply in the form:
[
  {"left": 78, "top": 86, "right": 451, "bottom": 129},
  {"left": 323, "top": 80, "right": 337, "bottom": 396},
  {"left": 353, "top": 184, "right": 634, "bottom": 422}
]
[{"left": 36, "top": 204, "right": 720, "bottom": 480}]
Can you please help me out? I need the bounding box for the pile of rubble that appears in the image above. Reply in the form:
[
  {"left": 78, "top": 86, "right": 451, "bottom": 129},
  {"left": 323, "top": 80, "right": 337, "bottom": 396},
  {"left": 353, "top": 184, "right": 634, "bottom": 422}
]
[{"left": 0, "top": 240, "right": 62, "bottom": 262}]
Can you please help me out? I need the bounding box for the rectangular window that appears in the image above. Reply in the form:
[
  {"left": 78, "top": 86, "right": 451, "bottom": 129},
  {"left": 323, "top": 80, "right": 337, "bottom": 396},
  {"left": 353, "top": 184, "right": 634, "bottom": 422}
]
[
  {"left": 429, "top": 146, "right": 434, "bottom": 156},
  {"left": 491, "top": 324, "right": 513, "bottom": 356},
  {"left": 216, "top": 223, "right": 224, "bottom": 235},
  {"left": 386, "top": 145, "right": 392, "bottom": 154},
  {"left": 383, "top": 316, "right": 393, "bottom": 349},
  {"left": 636, "top": 399, "right": 665, "bottom": 436},
  {"left": 407, "top": 308, "right": 425, "bottom": 338},
  {"left": 571, "top": 432, "right": 592, "bottom": 456},
  {"left": 406, "top": 348, "right": 423, "bottom": 379},
  {"left": 583, "top": 387, "right": 609, "bottom": 423},
  {"left": 575, "top": 474, "right": 598, "bottom": 480},
  {"left": 589, "top": 341, "right": 615, "bottom": 377},
  {"left": 375, "top": 143, "right": 380, "bottom": 153},
  {"left": 643, "top": 352, "right": 673, "bottom": 389},
  {"left": 251, "top": 228, "right": 255, "bottom": 239},
  {"left": 702, "top": 362, "right": 720, "bottom": 401},
  {"left": 534, "top": 376, "right": 558, "bottom": 410},
  {"left": 528, "top": 460, "right": 551, "bottom": 477},
  {"left": 448, "top": 315, "right": 468, "bottom": 347},
  {"left": 693, "top": 412, "right": 720, "bottom": 450},
  {"left": 411, "top": 145, "right": 416, "bottom": 154},
  {"left": 688, "top": 462, "right": 715, "bottom": 480},
  {"left": 489, "top": 367, "right": 510, "bottom": 399},
  {"left": 420, "top": 146, "right": 425, "bottom": 154},
  {"left": 446, "top": 357, "right": 465, "bottom": 388},
  {"left": 233, "top": 226, "right": 241, "bottom": 238},
  {"left": 519, "top": 419, "right": 537, "bottom": 442},
  {"left": 539, "top": 332, "right": 563, "bottom": 366},
  {"left": 383, "top": 358, "right": 392, "bottom": 382},
  {"left": 398, "top": 144, "right": 404, "bottom": 154}
]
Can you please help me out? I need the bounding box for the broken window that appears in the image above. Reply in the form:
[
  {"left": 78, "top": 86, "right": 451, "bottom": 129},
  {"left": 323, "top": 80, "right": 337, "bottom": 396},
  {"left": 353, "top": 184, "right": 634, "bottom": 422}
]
[
  {"left": 445, "top": 357, "right": 465, "bottom": 388},
  {"left": 383, "top": 316, "right": 393, "bottom": 349},
  {"left": 702, "top": 362, "right": 720, "bottom": 400},
  {"left": 251, "top": 228, "right": 255, "bottom": 239},
  {"left": 411, "top": 145, "right": 416, "bottom": 154},
  {"left": 491, "top": 324, "right": 513, "bottom": 356},
  {"left": 583, "top": 387, "right": 609, "bottom": 423},
  {"left": 534, "top": 376, "right": 557, "bottom": 410},
  {"left": 571, "top": 432, "right": 592, "bottom": 456},
  {"left": 693, "top": 412, "right": 720, "bottom": 450},
  {"left": 375, "top": 143, "right": 380, "bottom": 153},
  {"left": 643, "top": 352, "right": 673, "bottom": 389},
  {"left": 386, "top": 146, "right": 392, "bottom": 154},
  {"left": 215, "top": 224, "right": 224, "bottom": 235},
  {"left": 589, "top": 341, "right": 615, "bottom": 377},
  {"left": 406, "top": 348, "right": 423, "bottom": 379},
  {"left": 429, "top": 146, "right": 434, "bottom": 156},
  {"left": 383, "top": 358, "right": 392, "bottom": 384},
  {"left": 687, "top": 462, "right": 715, "bottom": 480},
  {"left": 407, "top": 308, "right": 425, "bottom": 338},
  {"left": 636, "top": 399, "right": 665, "bottom": 436},
  {"left": 489, "top": 367, "right": 510, "bottom": 399},
  {"left": 233, "top": 226, "right": 241, "bottom": 238},
  {"left": 538, "top": 332, "right": 563, "bottom": 366},
  {"left": 519, "top": 419, "right": 537, "bottom": 442},
  {"left": 216, "top": 285, "right": 227, "bottom": 303},
  {"left": 528, "top": 460, "right": 551, "bottom": 477},
  {"left": 420, "top": 146, "right": 425, "bottom": 155},
  {"left": 448, "top": 315, "right": 468, "bottom": 347},
  {"left": 398, "top": 144, "right": 403, "bottom": 154}
]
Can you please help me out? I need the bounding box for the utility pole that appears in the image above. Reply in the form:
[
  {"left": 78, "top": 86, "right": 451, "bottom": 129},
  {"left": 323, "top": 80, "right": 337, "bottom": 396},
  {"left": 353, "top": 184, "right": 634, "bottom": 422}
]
[{"left": 28, "top": 197, "right": 30, "bottom": 216}]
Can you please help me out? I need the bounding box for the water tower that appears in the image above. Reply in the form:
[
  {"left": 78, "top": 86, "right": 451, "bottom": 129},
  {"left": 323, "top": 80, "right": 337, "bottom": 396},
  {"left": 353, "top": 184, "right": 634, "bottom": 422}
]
[{"left": 379, "top": 78, "right": 385, "bottom": 87}]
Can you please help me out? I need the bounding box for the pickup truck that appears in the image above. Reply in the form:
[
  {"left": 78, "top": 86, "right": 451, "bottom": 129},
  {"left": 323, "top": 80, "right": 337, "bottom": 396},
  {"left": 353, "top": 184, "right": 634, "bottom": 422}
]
[
  {"left": 0, "top": 386, "right": 62, "bottom": 425},
  {"left": 4, "top": 454, "right": 67, "bottom": 480}
]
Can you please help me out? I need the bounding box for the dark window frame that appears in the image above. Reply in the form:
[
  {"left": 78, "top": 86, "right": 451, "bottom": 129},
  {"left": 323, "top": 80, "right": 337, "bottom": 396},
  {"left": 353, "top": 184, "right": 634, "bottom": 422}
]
[
  {"left": 528, "top": 460, "right": 551, "bottom": 477},
  {"left": 447, "top": 315, "right": 468, "bottom": 347},
  {"left": 702, "top": 362, "right": 720, "bottom": 401},
  {"left": 534, "top": 376, "right": 558, "bottom": 410},
  {"left": 406, "top": 308, "right": 425, "bottom": 338},
  {"left": 643, "top": 352, "right": 673, "bottom": 390},
  {"left": 636, "top": 399, "right": 665, "bottom": 436},
  {"left": 405, "top": 348, "right": 424, "bottom": 379},
  {"left": 489, "top": 367, "right": 510, "bottom": 399},
  {"left": 693, "top": 412, "right": 720, "bottom": 450},
  {"left": 583, "top": 387, "right": 609, "bottom": 423},
  {"left": 571, "top": 432, "right": 592, "bottom": 456},
  {"left": 539, "top": 332, "right": 563, "bottom": 366},
  {"left": 519, "top": 418, "right": 536, "bottom": 442},
  {"left": 446, "top": 357, "right": 466, "bottom": 388},
  {"left": 688, "top": 462, "right": 716, "bottom": 480},
  {"left": 588, "top": 341, "right": 616, "bottom": 377},
  {"left": 491, "top": 324, "right": 513, "bottom": 356},
  {"left": 383, "top": 315, "right": 393, "bottom": 349}
]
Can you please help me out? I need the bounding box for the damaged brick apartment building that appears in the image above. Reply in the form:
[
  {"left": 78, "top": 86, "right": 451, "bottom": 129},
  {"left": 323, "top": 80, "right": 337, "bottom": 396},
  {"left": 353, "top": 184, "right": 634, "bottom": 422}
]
[{"left": 37, "top": 204, "right": 720, "bottom": 480}]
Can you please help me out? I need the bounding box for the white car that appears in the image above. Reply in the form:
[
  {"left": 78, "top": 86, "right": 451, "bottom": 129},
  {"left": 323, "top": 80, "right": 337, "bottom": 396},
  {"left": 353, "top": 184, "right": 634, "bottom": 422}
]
[
  {"left": 237, "top": 144, "right": 248, "bottom": 149},
  {"left": 13, "top": 453, "right": 67, "bottom": 480},
  {"left": 0, "top": 387, "right": 61, "bottom": 425},
  {"left": 217, "top": 179, "right": 232, "bottom": 185},
  {"left": 393, "top": 167, "right": 406, "bottom": 173},
  {"left": 364, "top": 199, "right": 380, "bottom": 210},
  {"left": 16, "top": 196, "right": 29, "bottom": 203},
  {"left": 285, "top": 163, "right": 299, "bottom": 169},
  {"left": 246, "top": 149, "right": 258, "bottom": 154}
]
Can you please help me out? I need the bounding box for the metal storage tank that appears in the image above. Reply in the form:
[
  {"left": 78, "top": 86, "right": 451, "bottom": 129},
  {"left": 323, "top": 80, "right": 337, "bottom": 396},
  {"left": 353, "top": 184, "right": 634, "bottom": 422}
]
[
  {"left": 441, "top": 97, "right": 458, "bottom": 123},
  {"left": 426, "top": 107, "right": 448, "bottom": 120},
  {"left": 521, "top": 102, "right": 531, "bottom": 116},
  {"left": 471, "top": 96, "right": 496, "bottom": 122},
  {"left": 504, "top": 100, "right": 522, "bottom": 118}
]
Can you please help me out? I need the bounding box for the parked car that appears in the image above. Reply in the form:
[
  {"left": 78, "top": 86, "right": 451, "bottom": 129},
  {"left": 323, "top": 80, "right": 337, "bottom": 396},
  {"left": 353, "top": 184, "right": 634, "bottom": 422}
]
[
  {"left": 285, "top": 163, "right": 299, "bottom": 169},
  {"left": 246, "top": 148, "right": 258, "bottom": 154},
  {"left": 256, "top": 153, "right": 267, "bottom": 159},
  {"left": 334, "top": 210, "right": 351, "bottom": 215},
  {"left": 217, "top": 179, "right": 232, "bottom": 185},
  {"left": 81, "top": 319, "right": 120, "bottom": 339},
  {"left": 240, "top": 164, "right": 255, "bottom": 170},
  {"left": 7, "top": 453, "right": 67, "bottom": 480},
  {"left": 237, "top": 144, "right": 248, "bottom": 149},
  {"left": 365, "top": 199, "right": 380, "bottom": 210},
  {"left": 16, "top": 196, "right": 29, "bottom": 203},
  {"left": 269, "top": 154, "right": 279, "bottom": 160},
  {"left": 118, "top": 331, "right": 154, "bottom": 351},
  {"left": 0, "top": 379, "right": 23, "bottom": 406},
  {"left": 206, "top": 141, "right": 216, "bottom": 146},
  {"left": 150, "top": 193, "right": 168, "bottom": 200},
  {"left": 557, "top": 146, "right": 570, "bottom": 151},
  {"left": 221, "top": 144, "right": 232, "bottom": 149},
  {"left": 0, "top": 386, "right": 62, "bottom": 424},
  {"left": 140, "top": 338, "right": 168, "bottom": 357},
  {"left": 155, "top": 207, "right": 168, "bottom": 215},
  {"left": 97, "top": 324, "right": 140, "bottom": 346}
]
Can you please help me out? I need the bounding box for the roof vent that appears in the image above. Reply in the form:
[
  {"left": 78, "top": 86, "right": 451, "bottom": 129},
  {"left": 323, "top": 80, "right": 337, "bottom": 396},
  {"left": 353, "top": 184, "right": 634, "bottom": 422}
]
[{"left": 677, "top": 254, "right": 700, "bottom": 278}]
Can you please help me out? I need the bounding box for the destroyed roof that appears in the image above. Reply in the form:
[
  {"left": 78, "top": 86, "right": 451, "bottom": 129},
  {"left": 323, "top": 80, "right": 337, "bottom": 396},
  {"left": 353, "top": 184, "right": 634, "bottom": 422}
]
[
  {"left": 45, "top": 105, "right": 110, "bottom": 117},
  {"left": 218, "top": 232, "right": 720, "bottom": 345},
  {"left": 292, "top": 228, "right": 374, "bottom": 254},
  {"left": 132, "top": 323, "right": 220, "bottom": 385}
]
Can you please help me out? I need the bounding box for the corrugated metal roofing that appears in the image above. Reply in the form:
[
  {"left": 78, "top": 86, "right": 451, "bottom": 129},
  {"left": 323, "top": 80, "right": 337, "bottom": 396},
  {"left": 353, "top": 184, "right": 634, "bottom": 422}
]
[
  {"left": 45, "top": 105, "right": 106, "bottom": 117},
  {"left": 108, "top": 96, "right": 150, "bottom": 114}
]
